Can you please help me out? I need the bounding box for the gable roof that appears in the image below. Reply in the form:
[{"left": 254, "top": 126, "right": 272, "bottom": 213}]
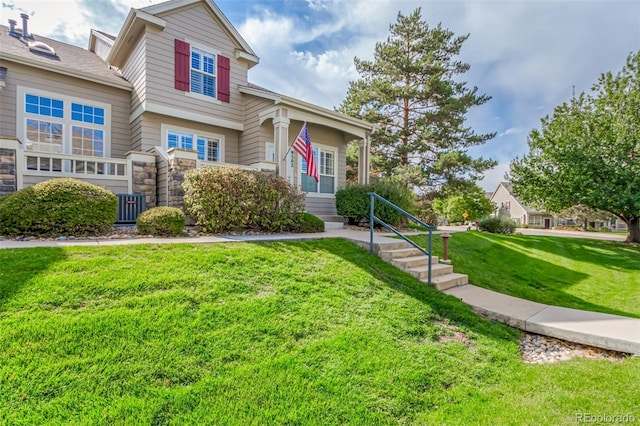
[
  {"left": 239, "top": 84, "right": 375, "bottom": 138},
  {"left": 0, "top": 25, "right": 131, "bottom": 90},
  {"left": 142, "top": 0, "right": 257, "bottom": 63},
  {"left": 108, "top": 0, "right": 259, "bottom": 69},
  {"left": 492, "top": 182, "right": 546, "bottom": 215}
]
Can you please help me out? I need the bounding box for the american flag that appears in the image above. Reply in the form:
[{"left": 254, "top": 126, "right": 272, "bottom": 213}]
[{"left": 292, "top": 123, "right": 318, "bottom": 182}]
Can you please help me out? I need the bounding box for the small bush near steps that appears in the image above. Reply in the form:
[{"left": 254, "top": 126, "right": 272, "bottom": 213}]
[
  {"left": 0, "top": 178, "right": 116, "bottom": 237},
  {"left": 294, "top": 212, "right": 325, "bottom": 233},
  {"left": 136, "top": 207, "right": 185, "bottom": 237}
]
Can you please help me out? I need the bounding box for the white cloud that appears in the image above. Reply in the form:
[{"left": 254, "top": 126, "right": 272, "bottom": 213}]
[{"left": 4, "top": 0, "right": 638, "bottom": 192}]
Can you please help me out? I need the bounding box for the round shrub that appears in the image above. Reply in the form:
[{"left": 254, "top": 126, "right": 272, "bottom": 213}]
[
  {"left": 183, "top": 167, "right": 305, "bottom": 233},
  {"left": 336, "top": 180, "right": 415, "bottom": 226},
  {"left": 295, "top": 212, "right": 325, "bottom": 233},
  {"left": 479, "top": 216, "right": 516, "bottom": 234},
  {"left": 136, "top": 207, "right": 185, "bottom": 237},
  {"left": 0, "top": 178, "right": 117, "bottom": 237}
]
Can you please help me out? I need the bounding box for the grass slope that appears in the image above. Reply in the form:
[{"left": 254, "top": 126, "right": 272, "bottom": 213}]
[
  {"left": 412, "top": 232, "right": 640, "bottom": 318},
  {"left": 1, "top": 240, "right": 638, "bottom": 424}
]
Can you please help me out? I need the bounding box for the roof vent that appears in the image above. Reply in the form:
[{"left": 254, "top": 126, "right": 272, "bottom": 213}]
[
  {"left": 8, "top": 19, "right": 21, "bottom": 38},
  {"left": 28, "top": 41, "right": 57, "bottom": 56},
  {"left": 20, "top": 13, "right": 32, "bottom": 41}
]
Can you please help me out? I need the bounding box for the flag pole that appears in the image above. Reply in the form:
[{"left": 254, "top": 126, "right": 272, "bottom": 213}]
[{"left": 282, "top": 122, "right": 307, "bottom": 161}]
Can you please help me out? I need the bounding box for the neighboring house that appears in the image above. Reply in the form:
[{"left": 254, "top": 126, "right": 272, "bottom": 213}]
[
  {"left": 0, "top": 0, "right": 374, "bottom": 221},
  {"left": 489, "top": 182, "right": 554, "bottom": 229}
]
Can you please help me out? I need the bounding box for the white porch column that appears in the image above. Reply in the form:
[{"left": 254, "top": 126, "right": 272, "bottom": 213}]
[
  {"left": 357, "top": 134, "right": 371, "bottom": 184},
  {"left": 272, "top": 110, "right": 290, "bottom": 179}
]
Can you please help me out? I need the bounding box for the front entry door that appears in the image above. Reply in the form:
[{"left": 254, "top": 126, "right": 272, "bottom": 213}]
[{"left": 544, "top": 218, "right": 551, "bottom": 229}]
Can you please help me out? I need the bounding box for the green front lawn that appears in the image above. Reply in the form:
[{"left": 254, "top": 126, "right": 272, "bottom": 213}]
[
  {"left": 413, "top": 232, "right": 640, "bottom": 318},
  {"left": 1, "top": 240, "right": 638, "bottom": 424}
]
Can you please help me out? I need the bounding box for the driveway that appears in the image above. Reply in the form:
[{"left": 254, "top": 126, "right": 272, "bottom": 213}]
[{"left": 438, "top": 225, "right": 627, "bottom": 242}]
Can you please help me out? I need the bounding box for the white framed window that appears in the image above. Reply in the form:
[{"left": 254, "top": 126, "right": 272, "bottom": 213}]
[
  {"left": 528, "top": 216, "right": 542, "bottom": 226},
  {"left": 300, "top": 145, "right": 337, "bottom": 195},
  {"left": 162, "top": 124, "right": 224, "bottom": 163},
  {"left": 18, "top": 86, "right": 110, "bottom": 157},
  {"left": 190, "top": 47, "right": 216, "bottom": 99}
]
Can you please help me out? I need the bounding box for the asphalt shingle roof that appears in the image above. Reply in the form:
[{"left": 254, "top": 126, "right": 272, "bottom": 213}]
[{"left": 0, "top": 25, "right": 130, "bottom": 88}]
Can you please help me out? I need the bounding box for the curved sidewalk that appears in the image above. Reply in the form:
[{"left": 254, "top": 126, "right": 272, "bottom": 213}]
[
  {"left": 444, "top": 284, "right": 640, "bottom": 355},
  {"left": 2, "top": 229, "right": 638, "bottom": 355}
]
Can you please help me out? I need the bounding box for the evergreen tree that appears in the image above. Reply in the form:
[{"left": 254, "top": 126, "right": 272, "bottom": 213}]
[{"left": 339, "top": 8, "right": 496, "bottom": 192}]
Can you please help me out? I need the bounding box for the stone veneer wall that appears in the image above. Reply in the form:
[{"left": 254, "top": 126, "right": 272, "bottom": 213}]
[
  {"left": 167, "top": 155, "right": 197, "bottom": 209},
  {"left": 0, "top": 148, "right": 17, "bottom": 196},
  {"left": 131, "top": 159, "right": 157, "bottom": 208}
]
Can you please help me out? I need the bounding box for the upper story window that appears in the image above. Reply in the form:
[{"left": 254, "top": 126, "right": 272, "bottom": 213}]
[
  {"left": 19, "top": 86, "right": 110, "bottom": 157},
  {"left": 174, "top": 39, "right": 230, "bottom": 103},
  {"left": 190, "top": 48, "right": 216, "bottom": 98},
  {"left": 301, "top": 146, "right": 337, "bottom": 195},
  {"left": 164, "top": 125, "right": 224, "bottom": 163}
]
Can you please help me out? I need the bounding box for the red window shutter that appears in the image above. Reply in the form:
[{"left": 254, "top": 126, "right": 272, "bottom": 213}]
[
  {"left": 175, "top": 39, "right": 190, "bottom": 91},
  {"left": 217, "top": 55, "right": 230, "bottom": 102}
]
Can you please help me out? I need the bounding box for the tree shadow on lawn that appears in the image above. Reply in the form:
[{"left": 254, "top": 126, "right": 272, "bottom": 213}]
[
  {"left": 252, "top": 239, "right": 521, "bottom": 345},
  {"left": 443, "top": 232, "right": 639, "bottom": 319},
  {"left": 502, "top": 234, "right": 640, "bottom": 273},
  {"left": 0, "top": 247, "right": 67, "bottom": 310}
]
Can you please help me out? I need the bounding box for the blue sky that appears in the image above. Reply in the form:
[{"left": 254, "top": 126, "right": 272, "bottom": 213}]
[{"left": 3, "top": 0, "right": 639, "bottom": 191}]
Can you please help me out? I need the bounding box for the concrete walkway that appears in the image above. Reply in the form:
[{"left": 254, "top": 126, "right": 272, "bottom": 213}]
[
  {"left": 444, "top": 285, "right": 640, "bottom": 355},
  {"left": 2, "top": 228, "right": 638, "bottom": 355}
]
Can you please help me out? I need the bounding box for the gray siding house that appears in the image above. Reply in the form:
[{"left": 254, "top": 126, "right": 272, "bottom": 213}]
[
  {"left": 0, "top": 0, "right": 373, "bottom": 218},
  {"left": 490, "top": 182, "right": 554, "bottom": 228}
]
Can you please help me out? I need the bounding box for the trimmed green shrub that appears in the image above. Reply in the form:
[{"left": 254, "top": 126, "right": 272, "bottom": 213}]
[
  {"left": 554, "top": 225, "right": 578, "bottom": 231},
  {"left": 0, "top": 178, "right": 117, "bottom": 237},
  {"left": 598, "top": 226, "right": 612, "bottom": 233},
  {"left": 479, "top": 216, "right": 516, "bottom": 234},
  {"left": 295, "top": 212, "right": 325, "bottom": 233},
  {"left": 136, "top": 207, "right": 185, "bottom": 237},
  {"left": 335, "top": 181, "right": 415, "bottom": 226},
  {"left": 335, "top": 185, "right": 369, "bottom": 224},
  {"left": 183, "top": 167, "right": 305, "bottom": 233}
]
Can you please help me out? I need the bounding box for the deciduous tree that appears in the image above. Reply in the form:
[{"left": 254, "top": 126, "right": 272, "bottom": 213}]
[
  {"left": 433, "top": 185, "right": 494, "bottom": 223},
  {"left": 510, "top": 52, "right": 640, "bottom": 242}
]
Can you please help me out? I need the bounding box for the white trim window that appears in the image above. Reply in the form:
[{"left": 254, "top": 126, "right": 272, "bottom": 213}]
[
  {"left": 528, "top": 215, "right": 542, "bottom": 226},
  {"left": 300, "top": 145, "right": 337, "bottom": 195},
  {"left": 18, "top": 86, "right": 110, "bottom": 157},
  {"left": 162, "top": 124, "right": 224, "bottom": 163},
  {"left": 190, "top": 47, "right": 216, "bottom": 98}
]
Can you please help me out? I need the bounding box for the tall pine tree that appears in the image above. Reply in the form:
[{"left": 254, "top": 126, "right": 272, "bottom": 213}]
[{"left": 340, "top": 8, "right": 495, "bottom": 192}]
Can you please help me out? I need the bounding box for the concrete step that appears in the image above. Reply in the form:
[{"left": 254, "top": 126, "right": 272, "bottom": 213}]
[
  {"left": 378, "top": 247, "right": 424, "bottom": 262},
  {"left": 323, "top": 222, "right": 344, "bottom": 231},
  {"left": 356, "top": 240, "right": 412, "bottom": 254},
  {"left": 316, "top": 215, "right": 345, "bottom": 223},
  {"left": 391, "top": 255, "right": 439, "bottom": 269},
  {"left": 406, "top": 263, "right": 453, "bottom": 280},
  {"left": 430, "top": 273, "right": 469, "bottom": 291}
]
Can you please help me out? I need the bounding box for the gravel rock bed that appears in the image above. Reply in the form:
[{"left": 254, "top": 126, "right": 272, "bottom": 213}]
[{"left": 519, "top": 332, "right": 629, "bottom": 364}]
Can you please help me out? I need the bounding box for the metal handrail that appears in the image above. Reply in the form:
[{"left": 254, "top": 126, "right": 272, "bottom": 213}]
[{"left": 368, "top": 192, "right": 436, "bottom": 284}]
